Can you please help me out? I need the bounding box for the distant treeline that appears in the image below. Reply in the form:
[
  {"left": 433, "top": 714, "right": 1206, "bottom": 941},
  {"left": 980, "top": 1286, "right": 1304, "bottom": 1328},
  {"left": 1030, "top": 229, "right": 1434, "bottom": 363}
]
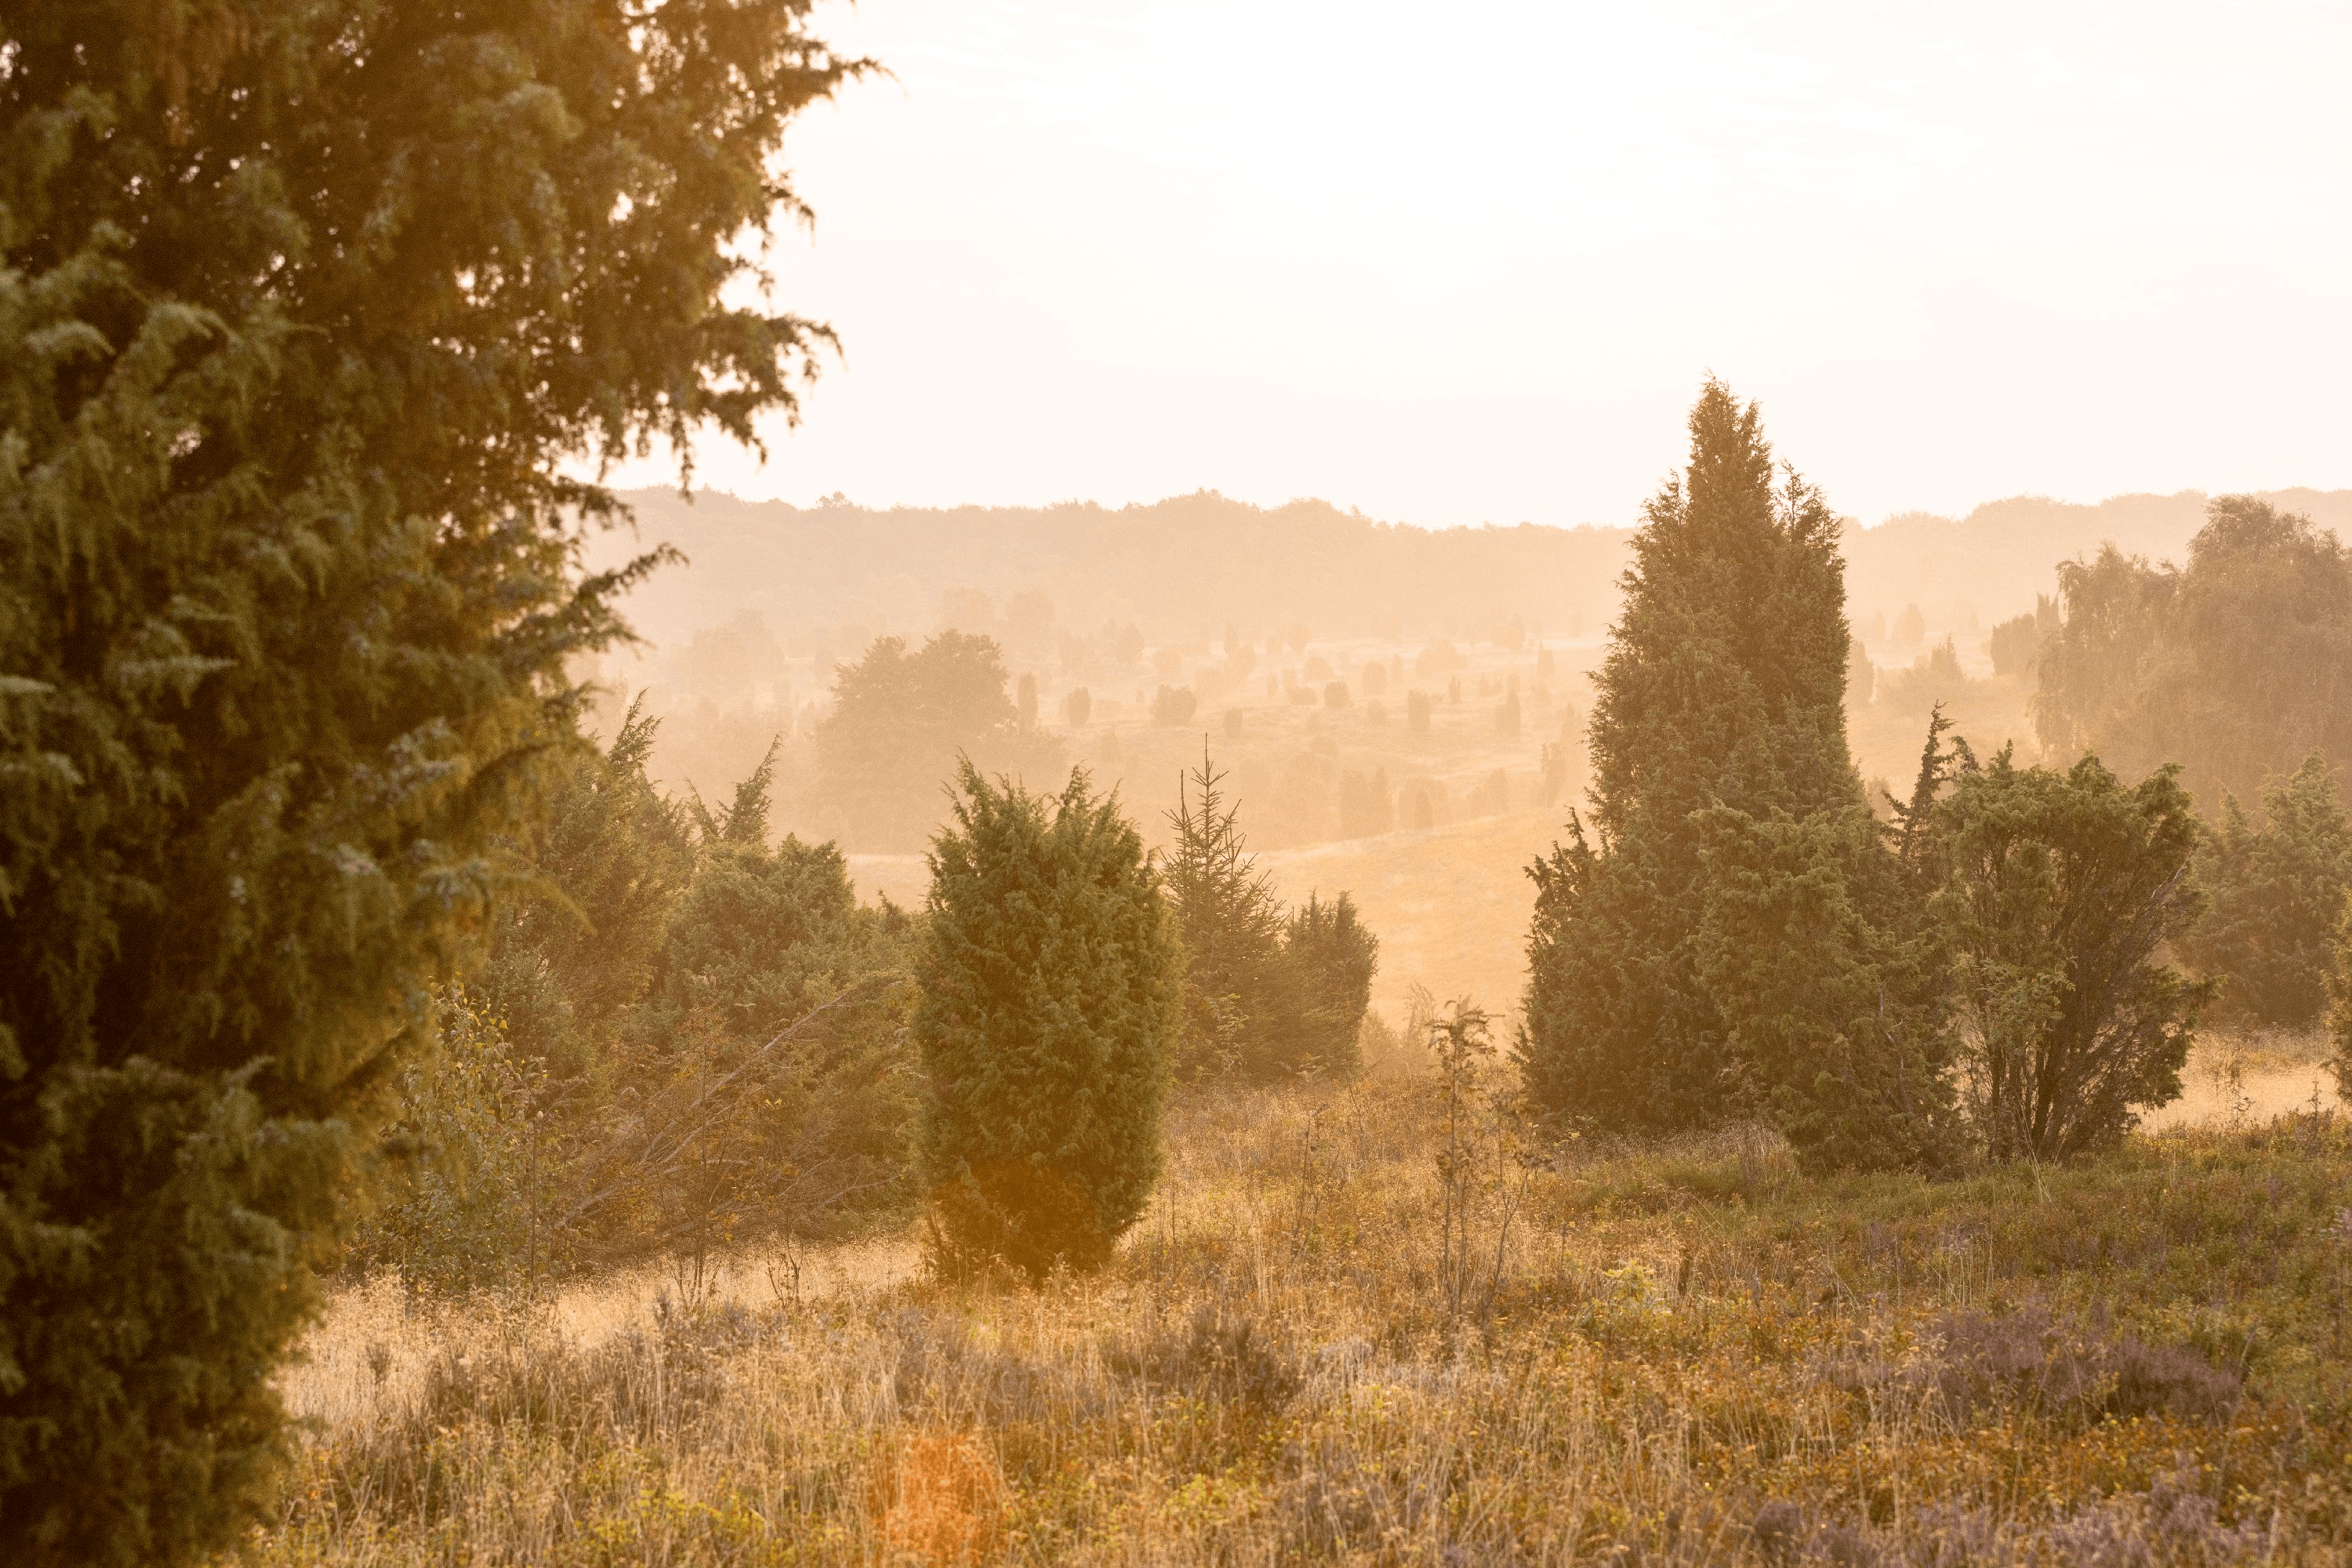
[{"left": 598, "top": 485, "right": 2352, "bottom": 659}]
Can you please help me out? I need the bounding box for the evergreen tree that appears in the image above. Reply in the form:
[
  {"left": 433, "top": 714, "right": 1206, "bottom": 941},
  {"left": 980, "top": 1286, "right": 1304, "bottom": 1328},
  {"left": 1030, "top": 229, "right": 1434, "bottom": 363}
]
[
  {"left": 916, "top": 764, "right": 1178, "bottom": 1278},
  {"left": 1693, "top": 716, "right": 1962, "bottom": 1174},
  {"left": 1162, "top": 746, "right": 1290, "bottom": 1080},
  {"left": 1934, "top": 750, "right": 2209, "bottom": 1160},
  {"left": 2179, "top": 754, "right": 2352, "bottom": 1027},
  {"left": 1519, "top": 381, "right": 1863, "bottom": 1133},
  {"left": 474, "top": 700, "right": 696, "bottom": 1082},
  {"left": 0, "top": 6, "right": 851, "bottom": 1559},
  {"left": 1279, "top": 892, "right": 1379, "bottom": 1080}
]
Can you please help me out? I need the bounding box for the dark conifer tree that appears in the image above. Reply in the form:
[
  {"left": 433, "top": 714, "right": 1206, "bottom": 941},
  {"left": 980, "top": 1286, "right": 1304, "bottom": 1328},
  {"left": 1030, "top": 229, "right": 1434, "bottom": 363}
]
[
  {"left": 1162, "top": 746, "right": 1290, "bottom": 1080},
  {"left": 916, "top": 764, "right": 1178, "bottom": 1278},
  {"left": 1519, "top": 382, "right": 1869, "bottom": 1135},
  {"left": 1279, "top": 892, "right": 1379, "bottom": 1079},
  {"left": 0, "top": 6, "right": 851, "bottom": 1558}
]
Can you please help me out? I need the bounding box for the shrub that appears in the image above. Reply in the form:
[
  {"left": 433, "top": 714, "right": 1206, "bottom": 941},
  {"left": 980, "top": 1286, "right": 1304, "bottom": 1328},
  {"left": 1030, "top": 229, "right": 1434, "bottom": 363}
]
[
  {"left": 917, "top": 764, "right": 1180, "bottom": 1277},
  {"left": 1323, "top": 681, "right": 1351, "bottom": 709},
  {"left": 1407, "top": 691, "right": 1434, "bottom": 732},
  {"left": 1935, "top": 750, "right": 2210, "bottom": 1159},
  {"left": 365, "top": 743, "right": 919, "bottom": 1290},
  {"left": 1280, "top": 895, "right": 1377, "bottom": 1078},
  {"left": 352, "top": 993, "right": 564, "bottom": 1293},
  {"left": 2180, "top": 753, "right": 2352, "bottom": 1027},
  {"left": 1696, "top": 800, "right": 1958, "bottom": 1174},
  {"left": 1414, "top": 641, "right": 1468, "bottom": 679},
  {"left": 474, "top": 699, "right": 695, "bottom": 1082},
  {"left": 1496, "top": 689, "right": 1522, "bottom": 737},
  {"left": 1109, "top": 1305, "right": 1300, "bottom": 1413}
]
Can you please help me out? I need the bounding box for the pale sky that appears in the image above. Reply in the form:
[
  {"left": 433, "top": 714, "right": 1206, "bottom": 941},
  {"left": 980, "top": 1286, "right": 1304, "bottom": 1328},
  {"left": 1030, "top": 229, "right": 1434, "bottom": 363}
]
[{"left": 611, "top": 0, "right": 2352, "bottom": 529}]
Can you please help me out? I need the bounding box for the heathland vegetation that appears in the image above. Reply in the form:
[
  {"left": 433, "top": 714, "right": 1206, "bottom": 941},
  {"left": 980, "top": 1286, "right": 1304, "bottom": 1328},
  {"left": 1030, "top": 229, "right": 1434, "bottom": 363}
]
[
  {"left": 209, "top": 386, "right": 2352, "bottom": 1565},
  {"left": 15, "top": 10, "right": 2352, "bottom": 1567}
]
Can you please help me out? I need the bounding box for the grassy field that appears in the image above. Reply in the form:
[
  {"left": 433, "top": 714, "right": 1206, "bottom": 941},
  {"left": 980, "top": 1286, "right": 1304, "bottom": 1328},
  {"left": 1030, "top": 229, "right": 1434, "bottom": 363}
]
[{"left": 245, "top": 1065, "right": 2352, "bottom": 1566}]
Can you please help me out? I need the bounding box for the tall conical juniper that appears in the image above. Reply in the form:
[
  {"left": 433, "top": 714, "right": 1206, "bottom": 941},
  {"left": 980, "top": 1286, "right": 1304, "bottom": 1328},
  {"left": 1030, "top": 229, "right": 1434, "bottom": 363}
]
[{"left": 1519, "top": 382, "right": 1952, "bottom": 1166}]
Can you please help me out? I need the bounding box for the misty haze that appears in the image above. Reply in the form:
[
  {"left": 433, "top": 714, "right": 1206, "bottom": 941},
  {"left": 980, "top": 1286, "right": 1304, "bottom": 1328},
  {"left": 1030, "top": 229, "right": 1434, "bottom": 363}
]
[{"left": 7, "top": 5, "right": 2352, "bottom": 1567}]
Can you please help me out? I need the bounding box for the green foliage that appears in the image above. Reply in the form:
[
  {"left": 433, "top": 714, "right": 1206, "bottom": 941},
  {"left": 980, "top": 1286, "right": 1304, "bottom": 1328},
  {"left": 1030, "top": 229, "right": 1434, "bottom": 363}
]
[
  {"left": 2328, "top": 906, "right": 2352, "bottom": 1099},
  {"left": 1279, "top": 891, "right": 1379, "bottom": 1080},
  {"left": 1696, "top": 800, "right": 1958, "bottom": 1174},
  {"left": 916, "top": 763, "right": 1179, "bottom": 1278},
  {"left": 351, "top": 992, "right": 563, "bottom": 1293},
  {"left": 2180, "top": 755, "right": 2352, "bottom": 1028},
  {"left": 812, "top": 632, "right": 1061, "bottom": 851},
  {"left": 364, "top": 730, "right": 918, "bottom": 1287},
  {"left": 2037, "top": 498, "right": 2352, "bottom": 814},
  {"left": 474, "top": 701, "right": 696, "bottom": 1082},
  {"left": 0, "top": 4, "right": 849, "bottom": 1559},
  {"left": 1162, "top": 749, "right": 1290, "bottom": 1081},
  {"left": 1935, "top": 750, "right": 2211, "bottom": 1160},
  {"left": 1519, "top": 381, "right": 1863, "bottom": 1135},
  {"left": 1162, "top": 748, "right": 1379, "bottom": 1083}
]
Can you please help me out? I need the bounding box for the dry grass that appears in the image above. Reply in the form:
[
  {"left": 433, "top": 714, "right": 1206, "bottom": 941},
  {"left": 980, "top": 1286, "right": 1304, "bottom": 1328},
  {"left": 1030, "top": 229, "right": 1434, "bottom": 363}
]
[
  {"left": 2146, "top": 1029, "right": 2342, "bottom": 1131},
  {"left": 243, "top": 1073, "right": 2352, "bottom": 1566}
]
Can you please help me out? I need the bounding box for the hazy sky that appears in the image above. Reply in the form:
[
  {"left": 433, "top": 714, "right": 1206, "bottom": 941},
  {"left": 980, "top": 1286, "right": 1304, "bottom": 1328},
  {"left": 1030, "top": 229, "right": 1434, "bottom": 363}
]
[{"left": 611, "top": 0, "right": 2352, "bottom": 529}]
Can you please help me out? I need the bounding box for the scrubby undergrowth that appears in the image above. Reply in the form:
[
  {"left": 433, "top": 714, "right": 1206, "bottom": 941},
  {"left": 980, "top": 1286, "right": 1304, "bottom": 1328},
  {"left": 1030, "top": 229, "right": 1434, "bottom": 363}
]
[{"left": 242, "top": 1080, "right": 2352, "bottom": 1566}]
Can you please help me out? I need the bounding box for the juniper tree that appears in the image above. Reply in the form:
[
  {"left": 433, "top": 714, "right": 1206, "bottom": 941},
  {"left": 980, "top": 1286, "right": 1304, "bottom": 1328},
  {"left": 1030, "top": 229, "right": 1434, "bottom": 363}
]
[
  {"left": 1279, "top": 891, "right": 1380, "bottom": 1080},
  {"left": 0, "top": 5, "right": 854, "bottom": 1559},
  {"left": 916, "top": 764, "right": 1178, "bottom": 1278},
  {"left": 1519, "top": 382, "right": 1864, "bottom": 1134},
  {"left": 2179, "top": 754, "right": 2352, "bottom": 1028},
  {"left": 1692, "top": 710, "right": 1965, "bottom": 1174},
  {"left": 1936, "top": 750, "right": 2209, "bottom": 1160}
]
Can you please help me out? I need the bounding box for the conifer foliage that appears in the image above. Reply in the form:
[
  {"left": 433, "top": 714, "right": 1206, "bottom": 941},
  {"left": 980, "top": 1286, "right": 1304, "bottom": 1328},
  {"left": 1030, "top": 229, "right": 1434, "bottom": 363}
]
[
  {"left": 1519, "top": 382, "right": 1867, "bottom": 1138},
  {"left": 1163, "top": 748, "right": 1291, "bottom": 1080},
  {"left": 1934, "top": 752, "right": 2210, "bottom": 1160},
  {"left": 916, "top": 764, "right": 1180, "bottom": 1279},
  {"left": 1162, "top": 746, "right": 1380, "bottom": 1082},
  {"left": 2178, "top": 755, "right": 2352, "bottom": 1029},
  {"left": 0, "top": 6, "right": 852, "bottom": 1559}
]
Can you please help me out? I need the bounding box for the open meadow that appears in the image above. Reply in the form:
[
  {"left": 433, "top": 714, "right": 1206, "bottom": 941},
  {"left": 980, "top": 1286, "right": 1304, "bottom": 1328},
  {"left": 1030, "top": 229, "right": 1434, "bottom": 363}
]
[{"left": 246, "top": 1059, "right": 2351, "bottom": 1567}]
